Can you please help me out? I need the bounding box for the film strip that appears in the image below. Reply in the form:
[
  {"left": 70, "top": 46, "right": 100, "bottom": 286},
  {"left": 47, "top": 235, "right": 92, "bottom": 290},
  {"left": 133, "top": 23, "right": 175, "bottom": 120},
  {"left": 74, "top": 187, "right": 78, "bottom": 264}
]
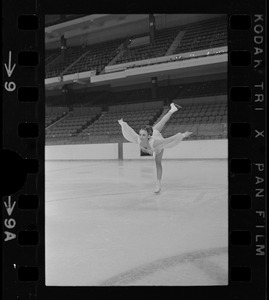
[{"left": 2, "top": 1, "right": 266, "bottom": 299}]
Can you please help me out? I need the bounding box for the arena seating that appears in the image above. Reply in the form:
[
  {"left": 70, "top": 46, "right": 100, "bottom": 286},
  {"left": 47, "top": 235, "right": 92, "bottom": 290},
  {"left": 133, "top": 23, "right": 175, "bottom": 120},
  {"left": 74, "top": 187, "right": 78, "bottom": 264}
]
[
  {"left": 157, "top": 85, "right": 183, "bottom": 100},
  {"left": 46, "top": 46, "right": 91, "bottom": 78},
  {"left": 45, "top": 98, "right": 227, "bottom": 143},
  {"left": 45, "top": 112, "right": 66, "bottom": 128},
  {"left": 99, "top": 79, "right": 226, "bottom": 106},
  {"left": 109, "top": 88, "right": 153, "bottom": 105},
  {"left": 75, "top": 79, "right": 223, "bottom": 108},
  {"left": 45, "top": 79, "right": 226, "bottom": 109},
  {"left": 45, "top": 15, "right": 87, "bottom": 27},
  {"left": 46, "top": 39, "right": 125, "bottom": 78},
  {"left": 46, "top": 108, "right": 100, "bottom": 138},
  {"left": 46, "top": 49, "right": 61, "bottom": 65},
  {"left": 68, "top": 90, "right": 110, "bottom": 107},
  {"left": 161, "top": 102, "right": 227, "bottom": 139},
  {"left": 45, "top": 106, "right": 69, "bottom": 128},
  {"left": 175, "top": 80, "right": 227, "bottom": 98},
  {"left": 64, "top": 39, "right": 125, "bottom": 75},
  {"left": 173, "top": 16, "right": 227, "bottom": 54},
  {"left": 45, "top": 77, "right": 227, "bottom": 142},
  {"left": 45, "top": 14, "right": 228, "bottom": 145},
  {"left": 115, "top": 17, "right": 226, "bottom": 65},
  {"left": 75, "top": 88, "right": 159, "bottom": 107},
  {"left": 79, "top": 102, "right": 163, "bottom": 137},
  {"left": 114, "top": 27, "right": 180, "bottom": 64},
  {"left": 45, "top": 17, "right": 227, "bottom": 78}
]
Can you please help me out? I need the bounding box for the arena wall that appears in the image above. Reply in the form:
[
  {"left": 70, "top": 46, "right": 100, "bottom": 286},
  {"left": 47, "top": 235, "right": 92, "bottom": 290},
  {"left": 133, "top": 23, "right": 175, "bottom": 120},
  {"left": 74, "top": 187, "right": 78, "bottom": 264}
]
[
  {"left": 45, "top": 139, "right": 228, "bottom": 160},
  {"left": 45, "top": 143, "right": 118, "bottom": 160},
  {"left": 123, "top": 139, "right": 227, "bottom": 159}
]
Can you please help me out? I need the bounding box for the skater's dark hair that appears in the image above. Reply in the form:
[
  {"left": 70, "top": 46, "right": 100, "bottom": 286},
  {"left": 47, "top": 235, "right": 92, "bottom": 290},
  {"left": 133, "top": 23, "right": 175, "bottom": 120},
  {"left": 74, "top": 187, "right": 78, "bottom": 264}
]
[{"left": 140, "top": 125, "right": 153, "bottom": 137}]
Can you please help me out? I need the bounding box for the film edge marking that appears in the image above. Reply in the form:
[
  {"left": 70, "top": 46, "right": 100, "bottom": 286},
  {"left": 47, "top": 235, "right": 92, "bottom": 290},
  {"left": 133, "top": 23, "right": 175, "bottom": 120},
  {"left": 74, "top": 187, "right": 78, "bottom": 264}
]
[{"left": 3, "top": 196, "right": 17, "bottom": 242}]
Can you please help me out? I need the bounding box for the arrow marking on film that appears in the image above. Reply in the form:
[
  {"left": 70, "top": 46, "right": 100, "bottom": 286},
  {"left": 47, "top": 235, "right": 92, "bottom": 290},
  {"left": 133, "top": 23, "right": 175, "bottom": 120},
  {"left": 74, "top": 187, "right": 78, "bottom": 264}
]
[
  {"left": 4, "top": 196, "right": 16, "bottom": 216},
  {"left": 4, "top": 51, "right": 16, "bottom": 77}
]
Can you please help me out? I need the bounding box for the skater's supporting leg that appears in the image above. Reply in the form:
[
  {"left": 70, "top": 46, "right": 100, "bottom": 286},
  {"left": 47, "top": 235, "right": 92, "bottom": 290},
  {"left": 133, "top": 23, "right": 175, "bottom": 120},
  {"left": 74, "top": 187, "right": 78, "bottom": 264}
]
[
  {"left": 154, "top": 149, "right": 164, "bottom": 193},
  {"left": 155, "top": 149, "right": 164, "bottom": 181}
]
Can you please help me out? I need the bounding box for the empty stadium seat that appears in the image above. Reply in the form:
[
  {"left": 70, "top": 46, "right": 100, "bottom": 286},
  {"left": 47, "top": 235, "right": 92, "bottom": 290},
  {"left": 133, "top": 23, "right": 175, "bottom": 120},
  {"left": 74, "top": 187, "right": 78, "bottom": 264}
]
[{"left": 173, "top": 17, "right": 226, "bottom": 54}]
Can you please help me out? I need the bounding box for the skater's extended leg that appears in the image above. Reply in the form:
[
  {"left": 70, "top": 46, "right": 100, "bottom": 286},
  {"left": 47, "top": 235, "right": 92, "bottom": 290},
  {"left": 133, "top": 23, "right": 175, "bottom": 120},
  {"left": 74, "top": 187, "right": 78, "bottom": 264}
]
[{"left": 153, "top": 103, "right": 182, "bottom": 133}]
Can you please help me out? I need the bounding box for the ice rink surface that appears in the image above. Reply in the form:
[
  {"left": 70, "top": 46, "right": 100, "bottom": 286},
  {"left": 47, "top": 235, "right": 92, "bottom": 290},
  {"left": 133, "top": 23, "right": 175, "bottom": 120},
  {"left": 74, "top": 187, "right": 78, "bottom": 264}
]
[{"left": 45, "top": 159, "right": 228, "bottom": 286}]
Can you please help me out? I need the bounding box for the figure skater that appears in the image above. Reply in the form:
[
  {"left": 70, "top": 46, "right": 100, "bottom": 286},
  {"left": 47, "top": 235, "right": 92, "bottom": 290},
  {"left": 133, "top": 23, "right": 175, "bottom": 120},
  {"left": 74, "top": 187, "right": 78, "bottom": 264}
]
[{"left": 118, "top": 103, "right": 192, "bottom": 193}]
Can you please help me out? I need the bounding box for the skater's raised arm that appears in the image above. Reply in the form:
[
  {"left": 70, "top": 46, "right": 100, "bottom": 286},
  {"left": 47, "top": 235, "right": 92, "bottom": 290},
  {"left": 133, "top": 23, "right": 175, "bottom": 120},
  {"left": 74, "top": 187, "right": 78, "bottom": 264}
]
[
  {"left": 152, "top": 131, "right": 192, "bottom": 151},
  {"left": 118, "top": 119, "right": 139, "bottom": 144}
]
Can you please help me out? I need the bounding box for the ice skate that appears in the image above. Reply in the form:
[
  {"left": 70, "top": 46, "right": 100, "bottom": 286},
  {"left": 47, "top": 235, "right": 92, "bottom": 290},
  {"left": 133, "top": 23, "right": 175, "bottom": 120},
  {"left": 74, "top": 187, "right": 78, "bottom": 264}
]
[
  {"left": 118, "top": 118, "right": 124, "bottom": 125},
  {"left": 170, "top": 103, "right": 182, "bottom": 113},
  {"left": 154, "top": 181, "right": 161, "bottom": 194}
]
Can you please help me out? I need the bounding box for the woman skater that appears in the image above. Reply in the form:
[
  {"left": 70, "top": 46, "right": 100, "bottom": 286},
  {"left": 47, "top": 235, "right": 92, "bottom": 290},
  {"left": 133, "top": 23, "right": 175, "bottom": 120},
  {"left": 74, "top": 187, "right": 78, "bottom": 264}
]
[{"left": 118, "top": 103, "right": 192, "bottom": 193}]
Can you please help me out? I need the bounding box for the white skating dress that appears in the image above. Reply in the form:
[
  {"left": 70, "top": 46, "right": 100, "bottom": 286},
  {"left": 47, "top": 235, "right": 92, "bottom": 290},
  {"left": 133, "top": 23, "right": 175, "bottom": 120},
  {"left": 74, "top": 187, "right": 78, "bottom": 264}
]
[{"left": 119, "top": 121, "right": 185, "bottom": 156}]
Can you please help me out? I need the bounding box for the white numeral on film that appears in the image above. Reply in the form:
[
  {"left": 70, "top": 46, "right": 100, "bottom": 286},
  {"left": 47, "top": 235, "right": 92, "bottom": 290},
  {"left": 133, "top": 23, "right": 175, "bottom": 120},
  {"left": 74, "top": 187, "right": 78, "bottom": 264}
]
[
  {"left": 4, "top": 81, "right": 16, "bottom": 92},
  {"left": 4, "top": 218, "right": 16, "bottom": 229}
]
